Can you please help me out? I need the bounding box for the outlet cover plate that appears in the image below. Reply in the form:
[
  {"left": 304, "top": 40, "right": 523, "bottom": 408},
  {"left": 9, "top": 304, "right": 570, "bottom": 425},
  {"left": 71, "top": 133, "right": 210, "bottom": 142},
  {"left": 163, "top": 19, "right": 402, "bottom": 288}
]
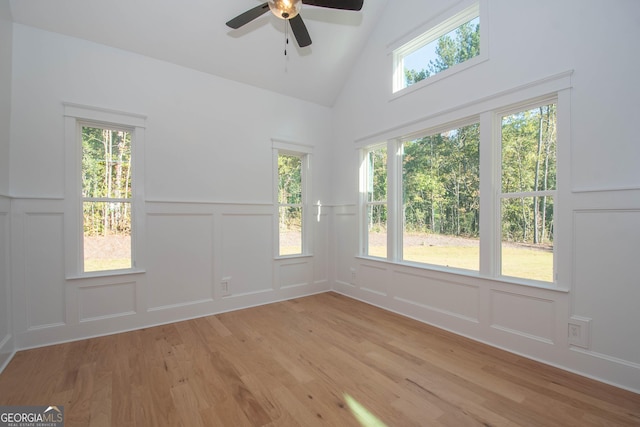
[
  {"left": 221, "top": 276, "right": 231, "bottom": 297},
  {"left": 568, "top": 316, "right": 591, "bottom": 348}
]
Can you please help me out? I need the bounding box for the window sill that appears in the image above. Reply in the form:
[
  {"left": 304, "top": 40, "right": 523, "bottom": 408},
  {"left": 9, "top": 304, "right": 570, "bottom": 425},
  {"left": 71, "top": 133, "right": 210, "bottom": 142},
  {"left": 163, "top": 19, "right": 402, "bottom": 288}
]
[
  {"left": 66, "top": 268, "right": 146, "bottom": 281},
  {"left": 274, "top": 254, "right": 314, "bottom": 261}
]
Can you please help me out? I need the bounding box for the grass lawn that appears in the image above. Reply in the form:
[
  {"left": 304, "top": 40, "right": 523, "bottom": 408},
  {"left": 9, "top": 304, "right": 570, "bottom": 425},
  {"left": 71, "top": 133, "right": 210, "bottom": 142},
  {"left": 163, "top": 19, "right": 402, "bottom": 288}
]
[
  {"left": 501, "top": 246, "right": 553, "bottom": 282},
  {"left": 368, "top": 233, "right": 553, "bottom": 282},
  {"left": 85, "top": 234, "right": 553, "bottom": 283}
]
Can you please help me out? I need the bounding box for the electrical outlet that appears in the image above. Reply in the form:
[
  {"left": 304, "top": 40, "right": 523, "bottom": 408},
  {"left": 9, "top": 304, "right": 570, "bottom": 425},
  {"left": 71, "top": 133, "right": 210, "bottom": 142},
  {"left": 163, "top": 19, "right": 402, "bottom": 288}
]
[
  {"left": 220, "top": 277, "right": 231, "bottom": 297},
  {"left": 568, "top": 324, "right": 580, "bottom": 339},
  {"left": 568, "top": 316, "right": 591, "bottom": 348},
  {"left": 350, "top": 267, "right": 356, "bottom": 284}
]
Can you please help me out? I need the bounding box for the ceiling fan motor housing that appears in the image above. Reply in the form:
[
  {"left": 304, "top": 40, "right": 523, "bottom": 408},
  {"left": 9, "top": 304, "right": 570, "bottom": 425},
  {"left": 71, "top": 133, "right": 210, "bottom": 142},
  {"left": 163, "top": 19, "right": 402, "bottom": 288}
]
[
  {"left": 226, "top": 0, "right": 363, "bottom": 49},
  {"left": 268, "top": 0, "right": 302, "bottom": 19}
]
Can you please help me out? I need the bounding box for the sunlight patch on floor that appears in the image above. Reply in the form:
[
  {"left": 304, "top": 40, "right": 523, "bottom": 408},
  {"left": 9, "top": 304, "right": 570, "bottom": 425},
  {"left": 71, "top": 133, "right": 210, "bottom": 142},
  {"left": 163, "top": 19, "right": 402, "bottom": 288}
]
[{"left": 344, "top": 394, "right": 388, "bottom": 427}]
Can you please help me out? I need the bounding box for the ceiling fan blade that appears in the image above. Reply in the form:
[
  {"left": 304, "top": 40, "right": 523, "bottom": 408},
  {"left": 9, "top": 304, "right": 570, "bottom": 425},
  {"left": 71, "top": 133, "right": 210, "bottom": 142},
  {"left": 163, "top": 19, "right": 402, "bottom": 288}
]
[
  {"left": 301, "top": 0, "right": 363, "bottom": 11},
  {"left": 289, "top": 14, "right": 312, "bottom": 47},
  {"left": 226, "top": 3, "right": 270, "bottom": 29}
]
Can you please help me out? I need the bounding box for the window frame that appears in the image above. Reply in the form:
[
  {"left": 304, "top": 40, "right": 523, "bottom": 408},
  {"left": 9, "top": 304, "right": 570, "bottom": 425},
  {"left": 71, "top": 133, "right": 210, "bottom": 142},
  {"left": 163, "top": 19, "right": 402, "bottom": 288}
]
[
  {"left": 360, "top": 143, "right": 390, "bottom": 259},
  {"left": 390, "top": 0, "right": 488, "bottom": 97},
  {"left": 64, "top": 103, "right": 146, "bottom": 279},
  {"left": 357, "top": 72, "right": 572, "bottom": 291},
  {"left": 495, "top": 98, "right": 558, "bottom": 284},
  {"left": 272, "top": 139, "right": 312, "bottom": 259},
  {"left": 398, "top": 117, "right": 482, "bottom": 272}
]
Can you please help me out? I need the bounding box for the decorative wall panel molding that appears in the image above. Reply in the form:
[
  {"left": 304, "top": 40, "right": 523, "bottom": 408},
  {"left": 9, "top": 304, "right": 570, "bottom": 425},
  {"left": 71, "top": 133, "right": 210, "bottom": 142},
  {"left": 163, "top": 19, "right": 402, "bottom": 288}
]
[
  {"left": 573, "top": 209, "right": 640, "bottom": 365},
  {"left": 392, "top": 270, "right": 480, "bottom": 323},
  {"left": 489, "top": 290, "right": 555, "bottom": 344},
  {"left": 360, "top": 263, "right": 388, "bottom": 296},
  {"left": 79, "top": 281, "right": 136, "bottom": 322},
  {"left": 278, "top": 260, "right": 312, "bottom": 289},
  {"left": 221, "top": 213, "right": 274, "bottom": 296},
  {"left": 24, "top": 213, "right": 65, "bottom": 330},
  {"left": 146, "top": 213, "right": 215, "bottom": 310}
]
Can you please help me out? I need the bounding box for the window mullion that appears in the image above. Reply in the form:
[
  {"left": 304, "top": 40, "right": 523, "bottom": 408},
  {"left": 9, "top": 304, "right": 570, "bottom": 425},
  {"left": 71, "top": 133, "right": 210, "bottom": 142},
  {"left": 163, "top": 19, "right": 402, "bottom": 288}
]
[
  {"left": 479, "top": 111, "right": 498, "bottom": 277},
  {"left": 387, "top": 139, "right": 401, "bottom": 262}
]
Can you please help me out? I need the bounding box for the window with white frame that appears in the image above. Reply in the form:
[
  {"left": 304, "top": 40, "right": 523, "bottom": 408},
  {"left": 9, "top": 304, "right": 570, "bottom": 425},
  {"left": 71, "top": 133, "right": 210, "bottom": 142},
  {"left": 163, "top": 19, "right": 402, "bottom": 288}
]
[
  {"left": 81, "top": 124, "right": 133, "bottom": 271},
  {"left": 64, "top": 104, "right": 145, "bottom": 276},
  {"left": 392, "top": 1, "right": 483, "bottom": 93},
  {"left": 402, "top": 121, "right": 480, "bottom": 271},
  {"left": 362, "top": 144, "right": 388, "bottom": 258},
  {"left": 274, "top": 140, "right": 311, "bottom": 257},
  {"left": 499, "top": 102, "right": 556, "bottom": 282},
  {"left": 359, "top": 90, "right": 564, "bottom": 287}
]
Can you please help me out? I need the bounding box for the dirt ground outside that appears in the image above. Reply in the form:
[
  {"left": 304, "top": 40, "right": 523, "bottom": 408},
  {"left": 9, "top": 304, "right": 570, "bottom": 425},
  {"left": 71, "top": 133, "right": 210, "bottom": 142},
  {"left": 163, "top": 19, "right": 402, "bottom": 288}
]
[
  {"left": 369, "top": 231, "right": 552, "bottom": 252},
  {"left": 85, "top": 232, "right": 552, "bottom": 281},
  {"left": 85, "top": 232, "right": 551, "bottom": 259},
  {"left": 84, "top": 235, "right": 131, "bottom": 259}
]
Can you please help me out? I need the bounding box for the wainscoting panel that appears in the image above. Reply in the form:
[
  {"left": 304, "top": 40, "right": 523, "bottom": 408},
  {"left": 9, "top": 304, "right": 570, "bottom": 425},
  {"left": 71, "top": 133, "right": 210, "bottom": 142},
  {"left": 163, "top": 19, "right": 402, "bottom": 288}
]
[
  {"left": 146, "top": 213, "right": 214, "bottom": 310},
  {"left": 221, "top": 213, "right": 273, "bottom": 296},
  {"left": 392, "top": 269, "right": 480, "bottom": 323},
  {"left": 25, "top": 213, "right": 65, "bottom": 329},
  {"left": 278, "top": 259, "right": 311, "bottom": 289},
  {"left": 573, "top": 209, "right": 640, "bottom": 365},
  {"left": 79, "top": 281, "right": 136, "bottom": 322},
  {"left": 359, "top": 263, "right": 388, "bottom": 296},
  {"left": 333, "top": 205, "right": 357, "bottom": 286},
  {"left": 312, "top": 207, "right": 329, "bottom": 285},
  {"left": 490, "top": 290, "right": 555, "bottom": 344}
]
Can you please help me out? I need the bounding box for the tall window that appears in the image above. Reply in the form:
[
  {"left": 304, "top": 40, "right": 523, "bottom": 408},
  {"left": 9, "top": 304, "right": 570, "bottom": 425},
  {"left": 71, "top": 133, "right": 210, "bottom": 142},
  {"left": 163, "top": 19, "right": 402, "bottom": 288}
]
[
  {"left": 278, "top": 153, "right": 304, "bottom": 256},
  {"left": 402, "top": 122, "right": 480, "bottom": 270},
  {"left": 393, "top": 2, "right": 483, "bottom": 93},
  {"left": 363, "top": 145, "right": 387, "bottom": 258},
  {"left": 64, "top": 103, "right": 145, "bottom": 277},
  {"left": 274, "top": 140, "right": 312, "bottom": 257},
  {"left": 500, "top": 103, "right": 556, "bottom": 282},
  {"left": 81, "top": 125, "right": 133, "bottom": 272}
]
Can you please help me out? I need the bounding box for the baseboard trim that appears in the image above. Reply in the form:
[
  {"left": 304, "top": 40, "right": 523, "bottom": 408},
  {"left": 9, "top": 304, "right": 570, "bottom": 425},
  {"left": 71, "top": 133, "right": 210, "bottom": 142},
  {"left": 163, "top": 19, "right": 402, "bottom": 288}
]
[{"left": 0, "top": 334, "right": 15, "bottom": 374}]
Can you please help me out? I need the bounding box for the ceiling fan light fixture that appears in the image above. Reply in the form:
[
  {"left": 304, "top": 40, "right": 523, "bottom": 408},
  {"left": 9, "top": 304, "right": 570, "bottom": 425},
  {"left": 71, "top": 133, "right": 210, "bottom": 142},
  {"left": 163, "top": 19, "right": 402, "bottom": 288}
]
[{"left": 267, "top": 0, "right": 301, "bottom": 20}]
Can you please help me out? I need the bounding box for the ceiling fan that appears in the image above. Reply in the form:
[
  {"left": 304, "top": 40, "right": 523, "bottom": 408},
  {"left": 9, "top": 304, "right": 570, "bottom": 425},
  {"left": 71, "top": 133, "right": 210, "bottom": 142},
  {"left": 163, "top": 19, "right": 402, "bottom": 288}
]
[{"left": 226, "top": 0, "right": 364, "bottom": 48}]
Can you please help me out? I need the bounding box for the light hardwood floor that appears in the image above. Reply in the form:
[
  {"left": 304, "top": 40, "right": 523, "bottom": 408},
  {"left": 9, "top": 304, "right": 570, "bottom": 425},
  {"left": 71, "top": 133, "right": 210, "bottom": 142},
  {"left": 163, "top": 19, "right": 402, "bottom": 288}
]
[{"left": 1, "top": 292, "right": 638, "bottom": 426}]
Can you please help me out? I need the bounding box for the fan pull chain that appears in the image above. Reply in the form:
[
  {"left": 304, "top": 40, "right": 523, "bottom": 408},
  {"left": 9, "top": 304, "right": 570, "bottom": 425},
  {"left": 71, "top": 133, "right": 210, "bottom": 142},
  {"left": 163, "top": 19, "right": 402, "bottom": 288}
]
[
  {"left": 284, "top": 20, "right": 289, "bottom": 56},
  {"left": 283, "top": 20, "right": 290, "bottom": 73}
]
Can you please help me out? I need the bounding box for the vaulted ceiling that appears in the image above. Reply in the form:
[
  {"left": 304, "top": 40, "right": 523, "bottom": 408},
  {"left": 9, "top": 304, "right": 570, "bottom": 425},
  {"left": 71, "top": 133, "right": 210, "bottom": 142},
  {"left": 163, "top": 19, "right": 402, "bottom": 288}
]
[{"left": 9, "top": 0, "right": 389, "bottom": 106}]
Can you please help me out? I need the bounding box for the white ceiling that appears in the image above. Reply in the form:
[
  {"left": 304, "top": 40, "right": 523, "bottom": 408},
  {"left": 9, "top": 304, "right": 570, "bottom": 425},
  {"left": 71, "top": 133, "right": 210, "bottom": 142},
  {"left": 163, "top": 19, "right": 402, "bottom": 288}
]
[{"left": 9, "top": 0, "right": 389, "bottom": 106}]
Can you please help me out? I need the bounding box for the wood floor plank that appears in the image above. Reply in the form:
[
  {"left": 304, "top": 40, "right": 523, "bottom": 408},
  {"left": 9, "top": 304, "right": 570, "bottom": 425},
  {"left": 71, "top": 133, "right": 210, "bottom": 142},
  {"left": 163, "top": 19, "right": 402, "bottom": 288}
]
[{"left": 1, "top": 292, "right": 638, "bottom": 426}]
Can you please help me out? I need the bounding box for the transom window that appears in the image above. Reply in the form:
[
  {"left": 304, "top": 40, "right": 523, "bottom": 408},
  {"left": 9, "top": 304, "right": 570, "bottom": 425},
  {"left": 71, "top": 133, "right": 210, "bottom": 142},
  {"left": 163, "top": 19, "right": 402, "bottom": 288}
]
[{"left": 392, "top": 2, "right": 483, "bottom": 93}]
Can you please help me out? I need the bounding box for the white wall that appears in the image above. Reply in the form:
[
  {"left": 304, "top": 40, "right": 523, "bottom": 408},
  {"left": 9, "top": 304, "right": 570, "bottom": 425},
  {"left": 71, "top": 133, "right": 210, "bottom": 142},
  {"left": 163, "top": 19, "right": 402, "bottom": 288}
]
[
  {"left": 330, "top": 0, "right": 640, "bottom": 392},
  {"left": 4, "top": 0, "right": 640, "bottom": 396},
  {"left": 0, "top": 0, "right": 14, "bottom": 371},
  {"left": 8, "top": 24, "right": 333, "bottom": 349}
]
